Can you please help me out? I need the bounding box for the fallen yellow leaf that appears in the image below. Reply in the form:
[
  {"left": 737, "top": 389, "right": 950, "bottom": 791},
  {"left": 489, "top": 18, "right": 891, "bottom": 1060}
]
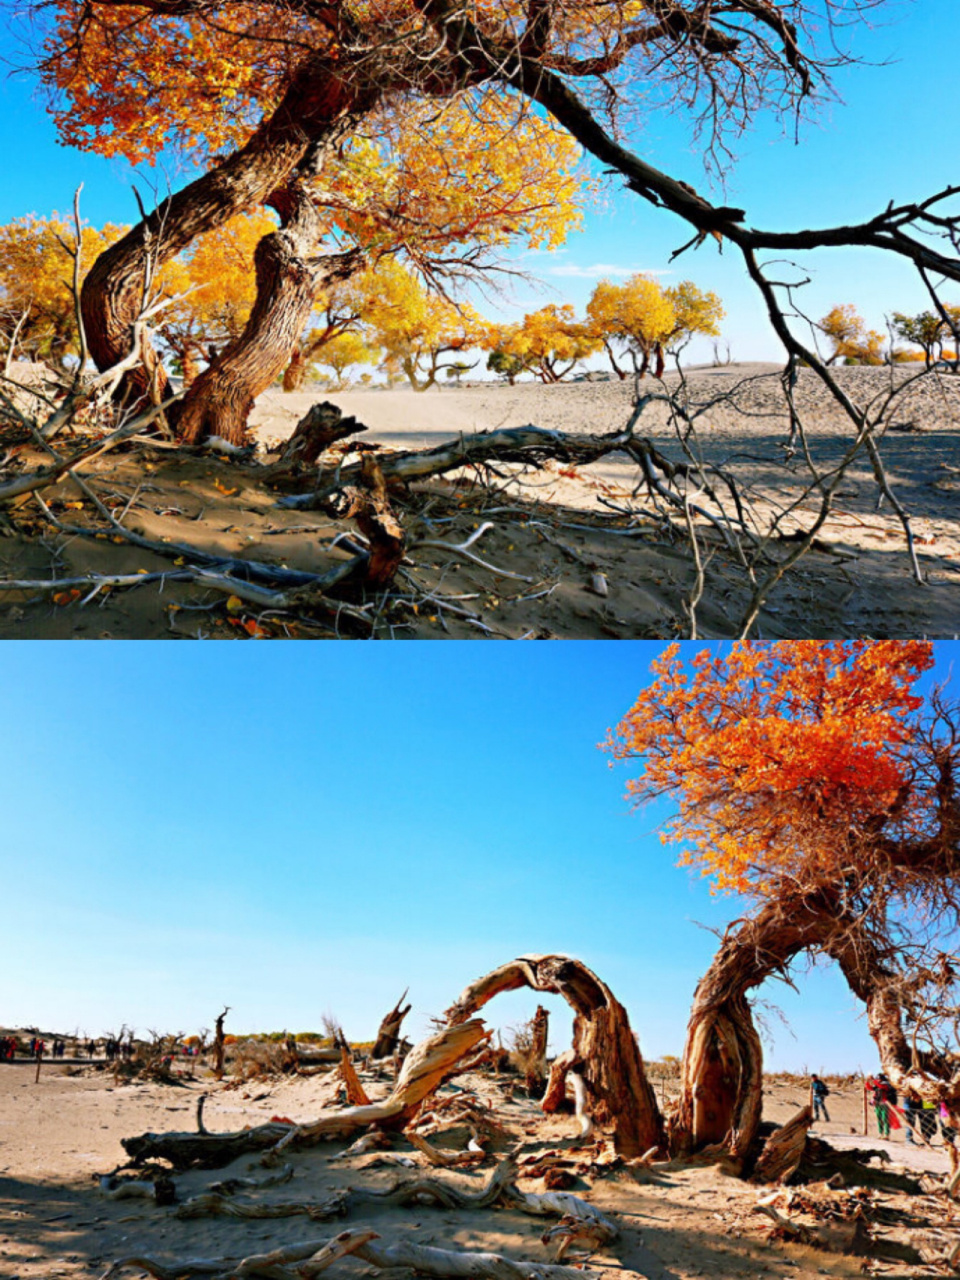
[{"left": 225, "top": 594, "right": 244, "bottom": 612}]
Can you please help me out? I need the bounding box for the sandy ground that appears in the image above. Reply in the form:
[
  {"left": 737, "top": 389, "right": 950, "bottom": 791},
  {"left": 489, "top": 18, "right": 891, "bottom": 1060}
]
[
  {"left": 1, "top": 364, "right": 958, "bottom": 638},
  {"left": 1, "top": 1058, "right": 956, "bottom": 1280}
]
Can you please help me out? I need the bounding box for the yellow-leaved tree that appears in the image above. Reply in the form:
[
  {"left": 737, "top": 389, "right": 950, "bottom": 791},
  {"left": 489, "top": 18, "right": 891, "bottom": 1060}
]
[
  {"left": 487, "top": 304, "right": 600, "bottom": 383},
  {"left": 586, "top": 275, "right": 724, "bottom": 379},
  {"left": 819, "top": 304, "right": 885, "bottom": 365},
  {"left": 360, "top": 260, "right": 489, "bottom": 392},
  {"left": 0, "top": 215, "right": 124, "bottom": 365}
]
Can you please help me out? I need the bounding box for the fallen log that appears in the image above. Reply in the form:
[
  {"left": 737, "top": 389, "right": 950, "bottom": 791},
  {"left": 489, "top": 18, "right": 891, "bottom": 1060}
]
[
  {"left": 123, "top": 1019, "right": 488, "bottom": 1169},
  {"left": 175, "top": 1190, "right": 348, "bottom": 1221},
  {"left": 277, "top": 417, "right": 743, "bottom": 550},
  {"left": 446, "top": 955, "right": 662, "bottom": 1158}
]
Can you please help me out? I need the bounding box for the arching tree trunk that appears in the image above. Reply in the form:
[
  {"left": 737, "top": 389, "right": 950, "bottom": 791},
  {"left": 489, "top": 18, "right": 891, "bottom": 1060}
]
[
  {"left": 175, "top": 181, "right": 362, "bottom": 445},
  {"left": 446, "top": 954, "right": 663, "bottom": 1157},
  {"left": 671, "top": 890, "right": 844, "bottom": 1162},
  {"left": 80, "top": 58, "right": 380, "bottom": 404}
]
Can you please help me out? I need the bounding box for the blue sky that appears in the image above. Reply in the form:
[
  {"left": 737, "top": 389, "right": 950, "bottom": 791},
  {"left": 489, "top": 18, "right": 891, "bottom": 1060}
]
[
  {"left": 3, "top": 640, "right": 958, "bottom": 1071},
  {"left": 1, "top": 0, "right": 954, "bottom": 365}
]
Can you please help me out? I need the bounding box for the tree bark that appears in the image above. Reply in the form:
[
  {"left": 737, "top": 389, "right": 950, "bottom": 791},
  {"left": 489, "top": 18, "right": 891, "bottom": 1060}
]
[
  {"left": 446, "top": 954, "right": 662, "bottom": 1158},
  {"left": 175, "top": 181, "right": 362, "bottom": 445},
  {"left": 671, "top": 891, "right": 843, "bottom": 1162}
]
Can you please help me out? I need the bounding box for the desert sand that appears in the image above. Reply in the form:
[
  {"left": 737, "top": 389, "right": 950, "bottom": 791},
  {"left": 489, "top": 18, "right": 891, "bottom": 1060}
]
[
  {"left": 1, "top": 364, "right": 958, "bottom": 638},
  {"left": 1, "top": 1052, "right": 956, "bottom": 1280}
]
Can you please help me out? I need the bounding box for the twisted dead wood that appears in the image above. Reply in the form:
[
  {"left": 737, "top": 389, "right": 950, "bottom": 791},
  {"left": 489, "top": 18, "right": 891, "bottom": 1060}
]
[
  {"left": 123, "top": 1019, "right": 488, "bottom": 1169},
  {"left": 446, "top": 955, "right": 662, "bottom": 1158}
]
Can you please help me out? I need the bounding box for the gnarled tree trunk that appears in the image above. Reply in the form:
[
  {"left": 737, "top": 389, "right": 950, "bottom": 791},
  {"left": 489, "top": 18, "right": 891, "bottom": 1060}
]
[
  {"left": 80, "top": 58, "right": 378, "bottom": 408},
  {"left": 672, "top": 890, "right": 843, "bottom": 1162},
  {"left": 175, "top": 180, "right": 362, "bottom": 445},
  {"left": 446, "top": 954, "right": 662, "bottom": 1157}
]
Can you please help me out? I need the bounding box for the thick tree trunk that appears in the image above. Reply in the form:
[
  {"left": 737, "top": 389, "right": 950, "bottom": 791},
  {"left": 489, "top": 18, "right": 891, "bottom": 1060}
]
[
  {"left": 80, "top": 58, "right": 378, "bottom": 403},
  {"left": 671, "top": 891, "right": 843, "bottom": 1162},
  {"left": 175, "top": 183, "right": 361, "bottom": 445},
  {"left": 446, "top": 955, "right": 662, "bottom": 1158}
]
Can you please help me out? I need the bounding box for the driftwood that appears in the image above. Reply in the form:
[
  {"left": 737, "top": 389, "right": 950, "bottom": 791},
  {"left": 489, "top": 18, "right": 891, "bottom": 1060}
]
[
  {"left": 98, "top": 1230, "right": 600, "bottom": 1280},
  {"left": 175, "top": 1190, "right": 348, "bottom": 1221},
  {"left": 371, "top": 990, "right": 412, "bottom": 1060},
  {"left": 447, "top": 955, "right": 662, "bottom": 1158},
  {"left": 123, "top": 1019, "right": 488, "bottom": 1169},
  {"left": 752, "top": 1106, "right": 812, "bottom": 1184},
  {"left": 405, "top": 1130, "right": 487, "bottom": 1168}
]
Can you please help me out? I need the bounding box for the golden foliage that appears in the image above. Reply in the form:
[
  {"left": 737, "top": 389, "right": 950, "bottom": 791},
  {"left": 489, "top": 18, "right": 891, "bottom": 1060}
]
[
  {"left": 604, "top": 642, "right": 936, "bottom": 896},
  {"left": 489, "top": 304, "right": 600, "bottom": 382},
  {"left": 0, "top": 215, "right": 124, "bottom": 360}
]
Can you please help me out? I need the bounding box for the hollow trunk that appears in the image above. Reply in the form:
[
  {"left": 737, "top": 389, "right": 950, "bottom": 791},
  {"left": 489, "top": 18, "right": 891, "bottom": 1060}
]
[
  {"left": 80, "top": 57, "right": 378, "bottom": 402},
  {"left": 175, "top": 183, "right": 362, "bottom": 445},
  {"left": 672, "top": 890, "right": 843, "bottom": 1162},
  {"left": 446, "top": 954, "right": 662, "bottom": 1158}
]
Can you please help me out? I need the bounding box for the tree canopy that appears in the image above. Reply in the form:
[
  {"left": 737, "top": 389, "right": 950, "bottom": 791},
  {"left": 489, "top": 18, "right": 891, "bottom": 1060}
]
[{"left": 604, "top": 641, "right": 938, "bottom": 895}]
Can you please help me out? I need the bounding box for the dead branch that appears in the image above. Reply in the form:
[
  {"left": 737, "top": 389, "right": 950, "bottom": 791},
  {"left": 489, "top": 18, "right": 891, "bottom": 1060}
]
[
  {"left": 98, "top": 1229, "right": 600, "bottom": 1280},
  {"left": 336, "top": 1034, "right": 370, "bottom": 1106},
  {"left": 123, "top": 1019, "right": 488, "bottom": 1169}
]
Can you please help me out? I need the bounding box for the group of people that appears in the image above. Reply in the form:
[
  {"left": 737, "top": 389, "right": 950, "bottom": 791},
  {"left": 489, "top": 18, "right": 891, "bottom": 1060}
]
[{"left": 811, "top": 1072, "right": 958, "bottom": 1147}]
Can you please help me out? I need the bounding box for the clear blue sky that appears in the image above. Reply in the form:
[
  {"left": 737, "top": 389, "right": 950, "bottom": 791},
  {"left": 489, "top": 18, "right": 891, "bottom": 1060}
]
[
  {"left": 3, "top": 641, "right": 958, "bottom": 1072},
  {"left": 0, "top": 1, "right": 953, "bottom": 364}
]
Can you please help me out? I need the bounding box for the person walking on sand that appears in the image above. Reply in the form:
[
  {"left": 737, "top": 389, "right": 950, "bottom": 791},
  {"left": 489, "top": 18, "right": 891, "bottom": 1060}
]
[{"left": 810, "top": 1074, "right": 830, "bottom": 1123}]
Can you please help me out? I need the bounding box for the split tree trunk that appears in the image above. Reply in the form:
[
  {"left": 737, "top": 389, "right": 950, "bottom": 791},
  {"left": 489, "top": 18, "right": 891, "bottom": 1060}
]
[
  {"left": 446, "top": 954, "right": 662, "bottom": 1157},
  {"left": 372, "top": 991, "right": 413, "bottom": 1060},
  {"left": 672, "top": 890, "right": 844, "bottom": 1162},
  {"left": 175, "top": 182, "right": 362, "bottom": 445}
]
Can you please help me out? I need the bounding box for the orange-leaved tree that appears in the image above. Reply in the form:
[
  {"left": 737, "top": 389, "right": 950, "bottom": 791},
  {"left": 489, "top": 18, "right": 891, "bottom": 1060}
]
[{"left": 606, "top": 641, "right": 960, "bottom": 1164}]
